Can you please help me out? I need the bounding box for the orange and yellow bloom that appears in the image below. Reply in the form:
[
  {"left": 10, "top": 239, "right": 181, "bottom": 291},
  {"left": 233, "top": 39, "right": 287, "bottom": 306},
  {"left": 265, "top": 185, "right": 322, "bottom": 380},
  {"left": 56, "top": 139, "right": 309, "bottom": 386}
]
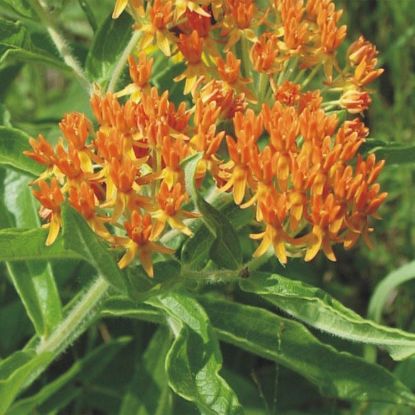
[{"left": 27, "top": 0, "right": 387, "bottom": 276}]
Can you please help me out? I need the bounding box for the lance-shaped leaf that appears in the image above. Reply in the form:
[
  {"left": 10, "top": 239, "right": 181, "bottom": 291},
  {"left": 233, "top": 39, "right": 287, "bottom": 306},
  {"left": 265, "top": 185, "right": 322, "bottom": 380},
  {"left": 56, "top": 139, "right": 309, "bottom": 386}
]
[
  {"left": 61, "top": 204, "right": 126, "bottom": 292},
  {"left": 368, "top": 261, "right": 415, "bottom": 322},
  {"left": 0, "top": 350, "right": 52, "bottom": 414},
  {"left": 0, "top": 204, "right": 126, "bottom": 293},
  {"left": 0, "top": 228, "right": 81, "bottom": 262},
  {"left": 0, "top": 127, "right": 42, "bottom": 176},
  {"left": 199, "top": 296, "right": 415, "bottom": 407},
  {"left": 85, "top": 13, "right": 133, "bottom": 87},
  {"left": 182, "top": 153, "right": 242, "bottom": 270},
  {"left": 240, "top": 272, "right": 415, "bottom": 361},
  {"left": 100, "top": 295, "right": 415, "bottom": 407},
  {"left": 119, "top": 328, "right": 172, "bottom": 415},
  {"left": 7, "top": 337, "right": 131, "bottom": 415},
  {"left": 150, "top": 293, "right": 243, "bottom": 415},
  {"left": 362, "top": 138, "right": 415, "bottom": 165},
  {"left": 1, "top": 171, "right": 62, "bottom": 337},
  {"left": 0, "top": 18, "right": 67, "bottom": 69}
]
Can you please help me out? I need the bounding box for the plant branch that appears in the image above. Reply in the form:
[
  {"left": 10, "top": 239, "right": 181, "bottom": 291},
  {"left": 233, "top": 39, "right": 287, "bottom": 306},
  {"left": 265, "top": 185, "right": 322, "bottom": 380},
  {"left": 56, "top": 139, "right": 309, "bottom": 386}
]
[
  {"left": 35, "top": 276, "right": 109, "bottom": 356},
  {"left": 107, "top": 30, "right": 142, "bottom": 93}
]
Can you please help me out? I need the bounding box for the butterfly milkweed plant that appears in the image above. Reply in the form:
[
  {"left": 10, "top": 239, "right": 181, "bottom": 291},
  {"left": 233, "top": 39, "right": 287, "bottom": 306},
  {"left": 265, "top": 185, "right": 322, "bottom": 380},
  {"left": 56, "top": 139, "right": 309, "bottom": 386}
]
[{"left": 1, "top": 0, "right": 415, "bottom": 413}]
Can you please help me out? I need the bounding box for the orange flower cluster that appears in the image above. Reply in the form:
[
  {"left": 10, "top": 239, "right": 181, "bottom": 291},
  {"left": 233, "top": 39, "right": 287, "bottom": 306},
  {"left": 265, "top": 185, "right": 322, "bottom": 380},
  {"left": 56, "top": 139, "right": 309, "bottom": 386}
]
[{"left": 26, "top": 0, "right": 387, "bottom": 275}]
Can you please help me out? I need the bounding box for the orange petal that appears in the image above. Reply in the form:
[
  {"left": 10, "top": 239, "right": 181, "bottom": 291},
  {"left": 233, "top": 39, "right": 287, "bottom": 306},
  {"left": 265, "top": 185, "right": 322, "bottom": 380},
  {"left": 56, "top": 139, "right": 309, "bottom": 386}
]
[
  {"left": 304, "top": 226, "right": 323, "bottom": 262},
  {"left": 46, "top": 214, "right": 61, "bottom": 246},
  {"left": 112, "top": 0, "right": 128, "bottom": 18},
  {"left": 118, "top": 242, "right": 138, "bottom": 269},
  {"left": 156, "top": 31, "right": 171, "bottom": 56},
  {"left": 233, "top": 172, "right": 247, "bottom": 205},
  {"left": 168, "top": 216, "right": 192, "bottom": 236},
  {"left": 139, "top": 249, "right": 154, "bottom": 277},
  {"left": 322, "top": 238, "right": 336, "bottom": 262},
  {"left": 273, "top": 237, "right": 287, "bottom": 265},
  {"left": 150, "top": 218, "right": 166, "bottom": 240}
]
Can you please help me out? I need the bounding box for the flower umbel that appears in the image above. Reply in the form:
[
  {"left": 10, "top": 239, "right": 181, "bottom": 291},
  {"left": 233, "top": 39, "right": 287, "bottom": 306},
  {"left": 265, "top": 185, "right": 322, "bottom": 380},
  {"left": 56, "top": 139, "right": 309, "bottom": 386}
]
[{"left": 27, "top": 0, "right": 386, "bottom": 276}]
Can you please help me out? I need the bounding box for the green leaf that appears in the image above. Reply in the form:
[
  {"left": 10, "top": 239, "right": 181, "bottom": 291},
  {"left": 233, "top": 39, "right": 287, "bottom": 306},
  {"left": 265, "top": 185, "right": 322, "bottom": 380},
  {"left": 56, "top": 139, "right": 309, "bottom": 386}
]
[
  {"left": 0, "top": 64, "right": 21, "bottom": 98},
  {"left": 368, "top": 261, "right": 415, "bottom": 323},
  {"left": 61, "top": 204, "right": 126, "bottom": 292},
  {"left": 85, "top": 13, "right": 133, "bottom": 87},
  {"left": 119, "top": 328, "right": 172, "bottom": 415},
  {"left": 0, "top": 350, "right": 52, "bottom": 414},
  {"left": 105, "top": 295, "right": 415, "bottom": 408},
  {"left": 0, "top": 18, "right": 66, "bottom": 69},
  {"left": 0, "top": 127, "right": 43, "bottom": 176},
  {"left": 240, "top": 272, "right": 415, "bottom": 361},
  {"left": 182, "top": 153, "right": 242, "bottom": 270},
  {"left": 0, "top": 207, "right": 126, "bottom": 293},
  {"left": 0, "top": 103, "right": 11, "bottom": 126},
  {"left": 101, "top": 297, "right": 165, "bottom": 325},
  {"left": 181, "top": 195, "right": 253, "bottom": 271},
  {"left": 199, "top": 296, "right": 415, "bottom": 407},
  {"left": 124, "top": 260, "right": 181, "bottom": 302},
  {"left": 0, "top": 0, "right": 36, "bottom": 18},
  {"left": 8, "top": 337, "right": 131, "bottom": 415},
  {"left": 78, "top": 0, "right": 98, "bottom": 32},
  {"left": 152, "top": 293, "right": 243, "bottom": 415},
  {"left": 2, "top": 171, "right": 62, "bottom": 337},
  {"left": 375, "top": 145, "right": 415, "bottom": 165},
  {"left": 0, "top": 228, "right": 82, "bottom": 262},
  {"left": 362, "top": 139, "right": 415, "bottom": 165},
  {"left": 181, "top": 226, "right": 214, "bottom": 270}
]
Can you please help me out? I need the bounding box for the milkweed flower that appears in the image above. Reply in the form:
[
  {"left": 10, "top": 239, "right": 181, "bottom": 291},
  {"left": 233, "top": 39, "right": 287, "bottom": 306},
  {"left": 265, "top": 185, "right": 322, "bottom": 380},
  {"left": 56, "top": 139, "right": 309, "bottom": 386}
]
[{"left": 26, "top": 0, "right": 386, "bottom": 277}]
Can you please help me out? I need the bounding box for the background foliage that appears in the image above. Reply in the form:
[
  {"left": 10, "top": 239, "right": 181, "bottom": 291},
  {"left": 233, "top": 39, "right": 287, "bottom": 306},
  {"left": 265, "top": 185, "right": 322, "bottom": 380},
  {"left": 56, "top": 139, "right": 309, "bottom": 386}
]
[{"left": 0, "top": 0, "right": 415, "bottom": 414}]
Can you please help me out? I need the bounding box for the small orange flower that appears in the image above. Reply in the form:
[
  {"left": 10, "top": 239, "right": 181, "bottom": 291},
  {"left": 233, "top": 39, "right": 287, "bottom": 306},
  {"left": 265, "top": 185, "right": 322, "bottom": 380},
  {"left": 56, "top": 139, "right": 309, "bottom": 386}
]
[
  {"left": 274, "top": 81, "right": 301, "bottom": 106},
  {"left": 219, "top": 109, "right": 262, "bottom": 204},
  {"left": 250, "top": 33, "right": 281, "bottom": 74},
  {"left": 176, "top": 30, "right": 208, "bottom": 94},
  {"left": 138, "top": 0, "right": 175, "bottom": 56},
  {"left": 33, "top": 179, "right": 64, "bottom": 246},
  {"left": 152, "top": 182, "right": 198, "bottom": 238},
  {"left": 339, "top": 89, "right": 371, "bottom": 114},
  {"left": 24, "top": 134, "right": 55, "bottom": 168},
  {"left": 347, "top": 37, "right": 384, "bottom": 86},
  {"left": 251, "top": 192, "right": 291, "bottom": 264},
  {"left": 278, "top": 0, "right": 308, "bottom": 51},
  {"left": 55, "top": 143, "right": 84, "bottom": 180},
  {"left": 118, "top": 211, "right": 174, "bottom": 276},
  {"left": 117, "top": 53, "right": 154, "bottom": 102},
  {"left": 59, "top": 112, "right": 91, "bottom": 150},
  {"left": 217, "top": 51, "right": 241, "bottom": 84},
  {"left": 227, "top": 0, "right": 254, "bottom": 30},
  {"left": 160, "top": 136, "right": 190, "bottom": 188},
  {"left": 182, "top": 8, "right": 212, "bottom": 37}
]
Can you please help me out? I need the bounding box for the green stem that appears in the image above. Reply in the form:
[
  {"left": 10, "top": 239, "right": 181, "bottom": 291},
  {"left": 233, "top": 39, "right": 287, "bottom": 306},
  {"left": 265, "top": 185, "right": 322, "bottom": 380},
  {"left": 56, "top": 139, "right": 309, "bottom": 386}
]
[
  {"left": 258, "top": 72, "right": 269, "bottom": 104},
  {"left": 29, "top": 0, "right": 90, "bottom": 91},
  {"left": 19, "top": 276, "right": 110, "bottom": 392},
  {"left": 181, "top": 248, "right": 275, "bottom": 282},
  {"left": 240, "top": 36, "right": 252, "bottom": 78},
  {"left": 107, "top": 30, "right": 142, "bottom": 93},
  {"left": 301, "top": 64, "right": 321, "bottom": 89},
  {"left": 182, "top": 268, "right": 240, "bottom": 281},
  {"left": 35, "top": 276, "right": 109, "bottom": 356}
]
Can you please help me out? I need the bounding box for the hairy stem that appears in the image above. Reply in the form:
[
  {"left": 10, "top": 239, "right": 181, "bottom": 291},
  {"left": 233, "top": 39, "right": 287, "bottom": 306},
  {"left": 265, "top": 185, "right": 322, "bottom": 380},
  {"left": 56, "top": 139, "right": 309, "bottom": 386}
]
[
  {"left": 18, "top": 276, "right": 110, "bottom": 393},
  {"left": 107, "top": 30, "right": 142, "bottom": 93},
  {"left": 35, "top": 276, "right": 109, "bottom": 356},
  {"left": 29, "top": 0, "right": 90, "bottom": 91}
]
